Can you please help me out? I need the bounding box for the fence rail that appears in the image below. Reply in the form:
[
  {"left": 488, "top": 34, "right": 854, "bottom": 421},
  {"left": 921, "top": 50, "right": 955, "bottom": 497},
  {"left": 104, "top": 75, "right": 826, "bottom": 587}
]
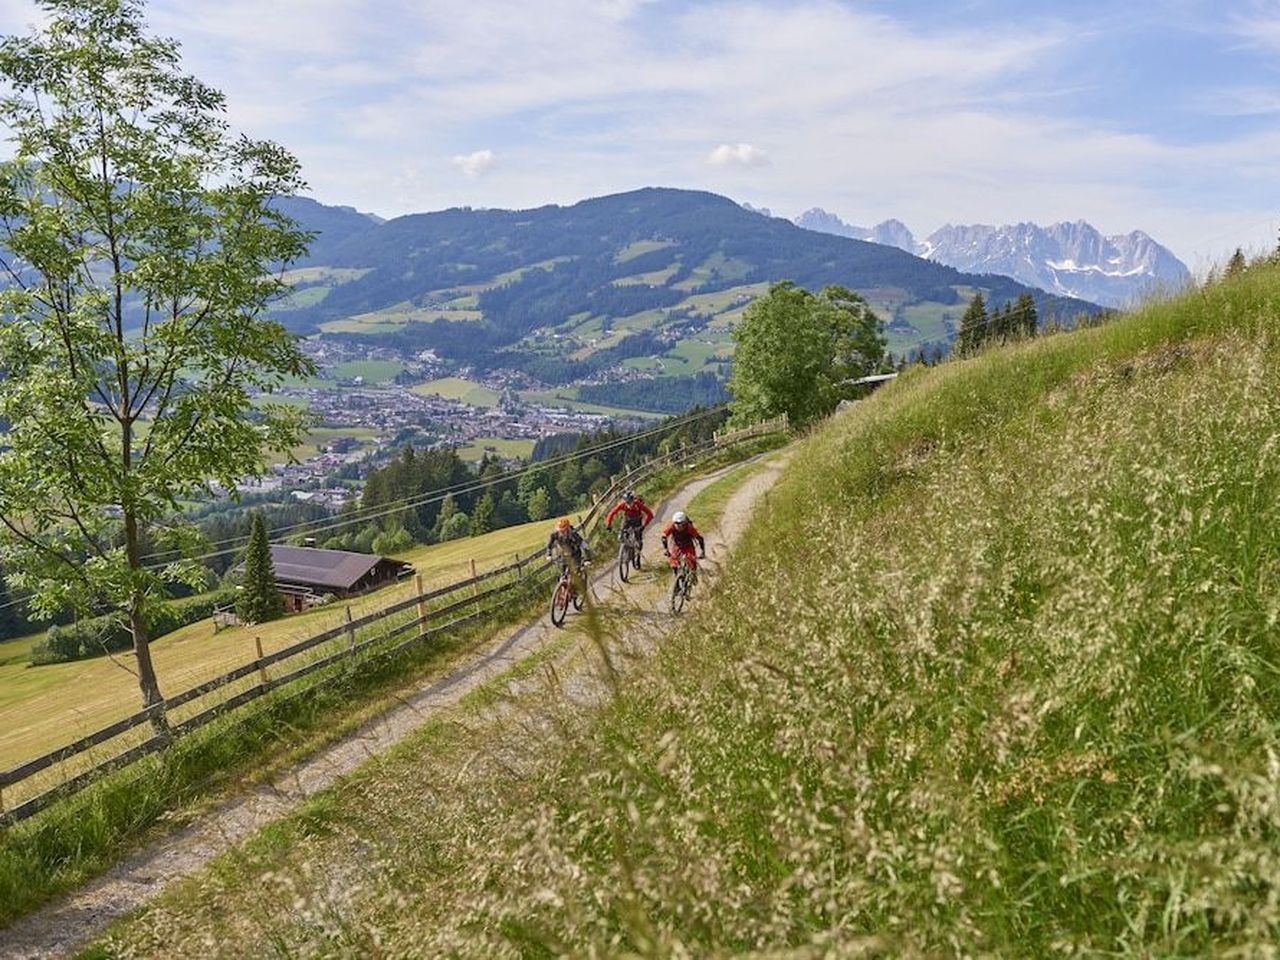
[{"left": 0, "top": 417, "right": 790, "bottom": 824}]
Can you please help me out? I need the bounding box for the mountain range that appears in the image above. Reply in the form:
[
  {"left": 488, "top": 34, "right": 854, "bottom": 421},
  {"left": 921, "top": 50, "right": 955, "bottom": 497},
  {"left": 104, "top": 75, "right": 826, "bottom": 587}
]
[
  {"left": 271, "top": 188, "right": 1099, "bottom": 385},
  {"left": 793, "top": 208, "right": 1191, "bottom": 309}
]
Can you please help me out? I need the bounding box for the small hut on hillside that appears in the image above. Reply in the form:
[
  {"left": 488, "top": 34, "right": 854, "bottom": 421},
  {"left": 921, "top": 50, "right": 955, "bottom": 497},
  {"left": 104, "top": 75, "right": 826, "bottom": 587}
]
[{"left": 266, "top": 545, "right": 413, "bottom": 612}]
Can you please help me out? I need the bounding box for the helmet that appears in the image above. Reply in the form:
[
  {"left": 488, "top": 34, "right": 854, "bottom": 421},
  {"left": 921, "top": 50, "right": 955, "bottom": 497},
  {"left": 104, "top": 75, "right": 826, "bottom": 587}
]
[
  {"left": 555, "top": 517, "right": 572, "bottom": 532},
  {"left": 672, "top": 511, "right": 688, "bottom": 525},
  {"left": 622, "top": 490, "right": 636, "bottom": 503}
]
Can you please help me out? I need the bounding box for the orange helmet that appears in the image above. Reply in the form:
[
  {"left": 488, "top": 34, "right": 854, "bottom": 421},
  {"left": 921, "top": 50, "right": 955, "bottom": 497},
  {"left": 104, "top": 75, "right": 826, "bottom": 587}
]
[{"left": 555, "top": 517, "right": 572, "bottom": 532}]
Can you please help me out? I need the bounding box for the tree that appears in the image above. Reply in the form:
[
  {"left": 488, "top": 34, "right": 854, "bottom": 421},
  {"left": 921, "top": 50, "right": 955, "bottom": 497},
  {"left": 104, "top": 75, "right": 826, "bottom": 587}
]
[
  {"left": 1225, "top": 247, "right": 1248, "bottom": 279},
  {"left": 526, "top": 487, "right": 552, "bottom": 522},
  {"left": 956, "top": 292, "right": 988, "bottom": 356},
  {"left": 729, "top": 281, "right": 885, "bottom": 426},
  {"left": 371, "top": 526, "right": 412, "bottom": 556},
  {"left": 469, "top": 492, "right": 497, "bottom": 537},
  {"left": 1013, "top": 292, "right": 1038, "bottom": 339},
  {"left": 0, "top": 0, "right": 313, "bottom": 725},
  {"left": 440, "top": 511, "right": 470, "bottom": 541},
  {"left": 237, "top": 513, "right": 284, "bottom": 625}
]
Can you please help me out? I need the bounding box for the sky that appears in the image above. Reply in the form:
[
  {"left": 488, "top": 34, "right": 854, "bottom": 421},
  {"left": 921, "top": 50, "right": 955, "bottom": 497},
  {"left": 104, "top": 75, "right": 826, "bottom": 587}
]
[{"left": 0, "top": 0, "right": 1276, "bottom": 271}]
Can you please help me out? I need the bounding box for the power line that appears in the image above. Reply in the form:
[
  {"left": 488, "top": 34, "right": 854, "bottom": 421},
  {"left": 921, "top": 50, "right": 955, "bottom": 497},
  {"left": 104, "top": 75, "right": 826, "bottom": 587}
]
[{"left": 141, "top": 405, "right": 728, "bottom": 569}]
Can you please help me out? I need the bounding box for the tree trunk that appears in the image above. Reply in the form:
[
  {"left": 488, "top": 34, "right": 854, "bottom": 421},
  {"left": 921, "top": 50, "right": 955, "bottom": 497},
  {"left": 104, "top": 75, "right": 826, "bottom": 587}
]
[
  {"left": 129, "top": 595, "right": 169, "bottom": 735},
  {"left": 124, "top": 508, "right": 169, "bottom": 735}
]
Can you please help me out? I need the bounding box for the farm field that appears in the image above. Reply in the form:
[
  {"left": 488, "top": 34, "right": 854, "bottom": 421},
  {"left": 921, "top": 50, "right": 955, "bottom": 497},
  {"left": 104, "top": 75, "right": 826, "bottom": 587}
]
[
  {"left": 0, "top": 519, "right": 552, "bottom": 770},
  {"left": 326, "top": 360, "right": 408, "bottom": 384},
  {"left": 411, "top": 377, "right": 501, "bottom": 408},
  {"left": 519, "top": 388, "right": 660, "bottom": 418},
  {"left": 266, "top": 427, "right": 383, "bottom": 466},
  {"left": 456, "top": 437, "right": 536, "bottom": 462}
]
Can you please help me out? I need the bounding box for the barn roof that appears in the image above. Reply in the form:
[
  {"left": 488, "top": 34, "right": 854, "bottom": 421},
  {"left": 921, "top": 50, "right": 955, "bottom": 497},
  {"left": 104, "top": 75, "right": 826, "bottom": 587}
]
[{"left": 268, "top": 545, "right": 394, "bottom": 591}]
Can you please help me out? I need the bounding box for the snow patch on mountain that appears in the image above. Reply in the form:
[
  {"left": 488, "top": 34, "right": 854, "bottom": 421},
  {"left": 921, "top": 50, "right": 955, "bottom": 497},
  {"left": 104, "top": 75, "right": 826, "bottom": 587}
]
[{"left": 794, "top": 208, "right": 1190, "bottom": 309}]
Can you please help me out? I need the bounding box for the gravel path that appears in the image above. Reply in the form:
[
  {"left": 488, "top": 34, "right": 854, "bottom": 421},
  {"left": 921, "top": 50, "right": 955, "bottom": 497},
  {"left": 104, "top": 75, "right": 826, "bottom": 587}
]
[{"left": 1, "top": 453, "right": 787, "bottom": 960}]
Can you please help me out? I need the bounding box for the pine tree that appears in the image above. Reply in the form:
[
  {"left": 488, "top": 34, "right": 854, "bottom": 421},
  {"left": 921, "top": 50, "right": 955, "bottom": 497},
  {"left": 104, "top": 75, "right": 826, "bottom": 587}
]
[
  {"left": 956, "top": 292, "right": 988, "bottom": 356},
  {"left": 237, "top": 512, "right": 284, "bottom": 625},
  {"left": 1014, "top": 292, "right": 1038, "bottom": 339},
  {"left": 469, "top": 492, "right": 497, "bottom": 537},
  {"left": 1226, "top": 247, "right": 1248, "bottom": 279}
]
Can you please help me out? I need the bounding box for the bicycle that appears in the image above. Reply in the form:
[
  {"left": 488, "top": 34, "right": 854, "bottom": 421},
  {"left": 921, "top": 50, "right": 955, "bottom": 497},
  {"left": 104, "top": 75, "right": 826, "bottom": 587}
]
[
  {"left": 617, "top": 525, "right": 642, "bottom": 582},
  {"left": 550, "top": 559, "right": 587, "bottom": 627},
  {"left": 669, "top": 552, "right": 699, "bottom": 615}
]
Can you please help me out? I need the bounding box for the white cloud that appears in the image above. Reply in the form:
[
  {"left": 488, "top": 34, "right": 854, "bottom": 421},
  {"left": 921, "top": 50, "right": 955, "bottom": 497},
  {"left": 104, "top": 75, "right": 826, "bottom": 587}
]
[
  {"left": 452, "top": 149, "right": 496, "bottom": 178},
  {"left": 0, "top": 1, "right": 1271, "bottom": 262},
  {"left": 707, "top": 142, "right": 769, "bottom": 167}
]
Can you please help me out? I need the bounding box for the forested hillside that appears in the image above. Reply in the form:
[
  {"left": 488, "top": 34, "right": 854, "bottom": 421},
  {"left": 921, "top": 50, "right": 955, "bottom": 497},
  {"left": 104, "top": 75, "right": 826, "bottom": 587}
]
[{"left": 272, "top": 188, "right": 1099, "bottom": 379}]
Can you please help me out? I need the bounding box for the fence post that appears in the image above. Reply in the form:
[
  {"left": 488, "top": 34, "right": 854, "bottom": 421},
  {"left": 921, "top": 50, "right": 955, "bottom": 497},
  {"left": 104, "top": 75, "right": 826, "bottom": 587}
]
[
  {"left": 415, "top": 573, "right": 427, "bottom": 635},
  {"left": 254, "top": 636, "right": 268, "bottom": 687},
  {"left": 344, "top": 606, "right": 356, "bottom": 657}
]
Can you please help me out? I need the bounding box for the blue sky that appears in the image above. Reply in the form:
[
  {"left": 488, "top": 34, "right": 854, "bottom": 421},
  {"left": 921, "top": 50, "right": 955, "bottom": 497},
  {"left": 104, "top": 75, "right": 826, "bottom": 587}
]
[{"left": 0, "top": 0, "right": 1276, "bottom": 269}]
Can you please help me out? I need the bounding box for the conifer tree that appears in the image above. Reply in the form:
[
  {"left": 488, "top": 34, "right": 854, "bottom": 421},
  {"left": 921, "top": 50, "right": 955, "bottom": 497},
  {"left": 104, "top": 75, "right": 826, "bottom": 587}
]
[
  {"left": 1225, "top": 247, "right": 1248, "bottom": 279},
  {"left": 469, "top": 492, "right": 497, "bottom": 537},
  {"left": 956, "top": 292, "right": 988, "bottom": 356},
  {"left": 1014, "top": 292, "right": 1038, "bottom": 339},
  {"left": 237, "top": 513, "right": 284, "bottom": 625}
]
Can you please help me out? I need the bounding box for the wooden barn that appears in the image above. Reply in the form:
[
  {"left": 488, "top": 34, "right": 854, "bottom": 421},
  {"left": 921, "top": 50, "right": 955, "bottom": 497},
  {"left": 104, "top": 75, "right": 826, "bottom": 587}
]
[{"left": 267, "top": 545, "right": 413, "bottom": 612}]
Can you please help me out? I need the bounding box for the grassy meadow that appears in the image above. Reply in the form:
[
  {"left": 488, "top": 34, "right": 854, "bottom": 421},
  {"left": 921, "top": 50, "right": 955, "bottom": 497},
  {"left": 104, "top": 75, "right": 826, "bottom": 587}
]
[{"left": 93, "top": 266, "right": 1280, "bottom": 956}]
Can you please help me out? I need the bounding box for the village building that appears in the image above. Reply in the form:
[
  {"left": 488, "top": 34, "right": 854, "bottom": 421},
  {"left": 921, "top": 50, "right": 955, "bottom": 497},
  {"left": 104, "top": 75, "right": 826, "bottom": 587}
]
[{"left": 268, "top": 545, "right": 413, "bottom": 612}]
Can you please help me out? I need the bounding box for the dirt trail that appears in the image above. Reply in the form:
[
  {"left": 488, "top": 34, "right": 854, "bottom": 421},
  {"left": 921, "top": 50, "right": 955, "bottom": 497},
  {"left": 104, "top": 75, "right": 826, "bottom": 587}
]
[{"left": 0, "top": 453, "right": 788, "bottom": 959}]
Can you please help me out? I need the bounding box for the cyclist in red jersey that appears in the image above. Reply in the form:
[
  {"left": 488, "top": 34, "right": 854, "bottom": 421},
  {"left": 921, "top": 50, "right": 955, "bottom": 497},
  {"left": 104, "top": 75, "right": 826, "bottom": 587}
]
[
  {"left": 660, "top": 511, "right": 706, "bottom": 582},
  {"left": 605, "top": 489, "right": 654, "bottom": 553}
]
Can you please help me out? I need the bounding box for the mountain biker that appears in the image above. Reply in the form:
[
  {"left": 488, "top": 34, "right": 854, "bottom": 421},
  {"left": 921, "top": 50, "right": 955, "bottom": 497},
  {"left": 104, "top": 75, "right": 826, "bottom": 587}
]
[
  {"left": 660, "top": 511, "right": 706, "bottom": 583},
  {"left": 546, "top": 516, "right": 589, "bottom": 574},
  {"left": 604, "top": 489, "right": 654, "bottom": 553}
]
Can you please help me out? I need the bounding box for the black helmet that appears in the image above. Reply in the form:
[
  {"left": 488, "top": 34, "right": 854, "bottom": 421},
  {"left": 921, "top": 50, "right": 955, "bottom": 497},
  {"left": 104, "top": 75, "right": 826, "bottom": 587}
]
[{"left": 622, "top": 490, "right": 636, "bottom": 503}]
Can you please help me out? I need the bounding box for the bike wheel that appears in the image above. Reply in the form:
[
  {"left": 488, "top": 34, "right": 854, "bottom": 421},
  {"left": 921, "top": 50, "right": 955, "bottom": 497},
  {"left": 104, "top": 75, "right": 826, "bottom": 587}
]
[
  {"left": 670, "top": 572, "right": 686, "bottom": 614},
  {"left": 618, "top": 544, "right": 631, "bottom": 582},
  {"left": 551, "top": 581, "right": 569, "bottom": 626}
]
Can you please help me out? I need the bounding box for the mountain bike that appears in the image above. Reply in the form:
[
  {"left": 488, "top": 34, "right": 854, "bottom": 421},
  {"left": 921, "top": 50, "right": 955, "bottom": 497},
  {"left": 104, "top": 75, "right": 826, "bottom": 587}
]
[
  {"left": 550, "top": 560, "right": 587, "bottom": 627},
  {"left": 617, "top": 525, "right": 642, "bottom": 582},
  {"left": 670, "top": 552, "right": 698, "bottom": 615}
]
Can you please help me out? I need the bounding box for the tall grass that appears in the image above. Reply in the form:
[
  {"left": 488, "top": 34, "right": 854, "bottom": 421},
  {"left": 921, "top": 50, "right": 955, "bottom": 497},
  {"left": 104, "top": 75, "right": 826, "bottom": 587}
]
[{"left": 100, "top": 269, "right": 1280, "bottom": 956}]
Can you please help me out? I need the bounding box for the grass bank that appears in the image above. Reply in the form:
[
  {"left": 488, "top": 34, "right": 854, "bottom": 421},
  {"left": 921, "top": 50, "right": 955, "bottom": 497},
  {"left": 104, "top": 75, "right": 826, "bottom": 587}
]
[{"left": 92, "top": 266, "right": 1280, "bottom": 956}]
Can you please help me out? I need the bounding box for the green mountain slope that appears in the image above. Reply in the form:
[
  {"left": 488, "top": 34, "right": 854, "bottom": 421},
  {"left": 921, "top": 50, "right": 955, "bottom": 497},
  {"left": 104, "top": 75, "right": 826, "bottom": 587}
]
[
  {"left": 96, "top": 270, "right": 1280, "bottom": 954},
  {"left": 273, "top": 188, "right": 1099, "bottom": 381}
]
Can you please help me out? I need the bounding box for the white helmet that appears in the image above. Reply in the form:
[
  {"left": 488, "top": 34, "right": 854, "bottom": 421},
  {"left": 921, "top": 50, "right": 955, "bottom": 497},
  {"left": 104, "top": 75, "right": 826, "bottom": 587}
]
[{"left": 673, "top": 511, "right": 688, "bottom": 524}]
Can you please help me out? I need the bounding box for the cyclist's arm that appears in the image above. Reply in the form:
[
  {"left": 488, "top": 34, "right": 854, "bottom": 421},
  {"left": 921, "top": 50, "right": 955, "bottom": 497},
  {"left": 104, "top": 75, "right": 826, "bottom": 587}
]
[
  {"left": 604, "top": 502, "right": 621, "bottom": 528},
  {"left": 640, "top": 503, "right": 654, "bottom": 525}
]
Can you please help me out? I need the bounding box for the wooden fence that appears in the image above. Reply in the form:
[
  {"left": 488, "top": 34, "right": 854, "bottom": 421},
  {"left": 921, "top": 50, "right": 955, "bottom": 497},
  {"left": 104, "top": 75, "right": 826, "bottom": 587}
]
[
  {"left": 0, "top": 418, "right": 789, "bottom": 825},
  {"left": 713, "top": 414, "right": 789, "bottom": 446}
]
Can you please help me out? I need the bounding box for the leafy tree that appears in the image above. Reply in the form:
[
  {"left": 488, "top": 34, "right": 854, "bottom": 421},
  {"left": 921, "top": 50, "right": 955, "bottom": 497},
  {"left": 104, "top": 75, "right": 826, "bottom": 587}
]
[
  {"left": 497, "top": 490, "right": 526, "bottom": 527},
  {"left": 0, "top": 0, "right": 313, "bottom": 723},
  {"left": 1225, "top": 247, "right": 1248, "bottom": 279},
  {"left": 956, "top": 292, "right": 989, "bottom": 356},
  {"left": 469, "top": 492, "right": 497, "bottom": 537},
  {"left": 371, "top": 526, "right": 412, "bottom": 556},
  {"left": 237, "top": 513, "right": 284, "bottom": 625},
  {"left": 555, "top": 461, "right": 583, "bottom": 507},
  {"left": 526, "top": 487, "right": 551, "bottom": 522},
  {"left": 729, "top": 281, "right": 885, "bottom": 426},
  {"left": 440, "top": 511, "right": 470, "bottom": 541}
]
